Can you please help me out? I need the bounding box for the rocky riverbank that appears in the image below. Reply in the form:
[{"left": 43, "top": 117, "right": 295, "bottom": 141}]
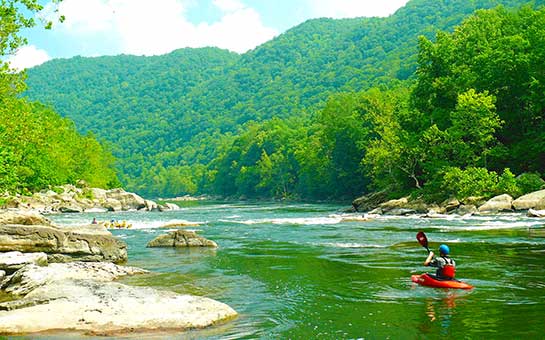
[
  {"left": 0, "top": 210, "right": 237, "bottom": 336},
  {"left": 352, "top": 189, "right": 545, "bottom": 216},
  {"left": 1, "top": 184, "right": 179, "bottom": 214}
]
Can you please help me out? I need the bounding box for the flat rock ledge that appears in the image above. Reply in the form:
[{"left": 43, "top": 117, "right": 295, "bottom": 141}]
[
  {"left": 0, "top": 223, "right": 127, "bottom": 264},
  {"left": 0, "top": 262, "right": 237, "bottom": 336},
  {"left": 147, "top": 230, "right": 218, "bottom": 248}
]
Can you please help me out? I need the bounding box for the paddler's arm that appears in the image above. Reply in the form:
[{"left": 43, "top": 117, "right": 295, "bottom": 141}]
[{"left": 424, "top": 251, "right": 434, "bottom": 266}]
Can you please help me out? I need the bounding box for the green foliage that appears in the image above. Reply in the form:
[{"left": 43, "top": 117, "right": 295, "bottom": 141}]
[
  {"left": 15, "top": 0, "right": 545, "bottom": 201},
  {"left": 413, "top": 3, "right": 545, "bottom": 174},
  {"left": 438, "top": 167, "right": 499, "bottom": 199},
  {"left": 515, "top": 173, "right": 545, "bottom": 194},
  {"left": 22, "top": 0, "right": 535, "bottom": 199}
]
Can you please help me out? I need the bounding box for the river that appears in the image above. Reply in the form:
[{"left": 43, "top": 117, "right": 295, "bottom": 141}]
[{"left": 48, "top": 201, "right": 545, "bottom": 339}]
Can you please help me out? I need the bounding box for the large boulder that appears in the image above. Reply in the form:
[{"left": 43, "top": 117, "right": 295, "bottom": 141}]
[
  {"left": 106, "top": 188, "right": 146, "bottom": 210},
  {"left": 478, "top": 194, "right": 513, "bottom": 213},
  {"left": 0, "top": 262, "right": 237, "bottom": 336},
  {"left": 0, "top": 223, "right": 127, "bottom": 264},
  {"left": 512, "top": 189, "right": 545, "bottom": 210},
  {"left": 1, "top": 262, "right": 147, "bottom": 296},
  {"left": 0, "top": 211, "right": 52, "bottom": 226},
  {"left": 147, "top": 230, "right": 217, "bottom": 248}
]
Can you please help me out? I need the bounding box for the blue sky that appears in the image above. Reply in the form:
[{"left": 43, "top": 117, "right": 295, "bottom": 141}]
[{"left": 8, "top": 0, "right": 409, "bottom": 70}]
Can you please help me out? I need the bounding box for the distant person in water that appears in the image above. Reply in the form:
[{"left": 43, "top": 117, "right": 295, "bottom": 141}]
[
  {"left": 424, "top": 244, "right": 456, "bottom": 280},
  {"left": 92, "top": 217, "right": 98, "bottom": 224}
]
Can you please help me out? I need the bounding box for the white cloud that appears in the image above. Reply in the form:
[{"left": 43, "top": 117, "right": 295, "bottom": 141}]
[
  {"left": 213, "top": 0, "right": 245, "bottom": 13},
  {"left": 307, "top": 0, "right": 410, "bottom": 19},
  {"left": 48, "top": 0, "right": 278, "bottom": 55},
  {"left": 7, "top": 45, "right": 51, "bottom": 70}
]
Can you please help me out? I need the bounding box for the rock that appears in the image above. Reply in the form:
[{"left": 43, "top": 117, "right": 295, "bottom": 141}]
[
  {"left": 0, "top": 224, "right": 127, "bottom": 264},
  {"left": 462, "top": 196, "right": 486, "bottom": 207},
  {"left": 421, "top": 212, "right": 449, "bottom": 219},
  {"left": 528, "top": 209, "right": 545, "bottom": 218},
  {"left": 102, "top": 198, "right": 123, "bottom": 212},
  {"left": 513, "top": 189, "right": 545, "bottom": 210},
  {"left": 385, "top": 208, "right": 416, "bottom": 216},
  {"left": 352, "top": 191, "right": 388, "bottom": 212},
  {"left": 147, "top": 230, "right": 217, "bottom": 248},
  {"left": 145, "top": 200, "right": 158, "bottom": 211},
  {"left": 1, "top": 262, "right": 147, "bottom": 296},
  {"left": 455, "top": 204, "right": 478, "bottom": 216},
  {"left": 164, "top": 203, "right": 180, "bottom": 211},
  {"left": 380, "top": 196, "right": 409, "bottom": 210},
  {"left": 106, "top": 188, "right": 146, "bottom": 210},
  {"left": 0, "top": 262, "right": 236, "bottom": 336},
  {"left": 478, "top": 194, "right": 513, "bottom": 212},
  {"left": 157, "top": 221, "right": 201, "bottom": 228},
  {"left": 368, "top": 207, "right": 383, "bottom": 215},
  {"left": 58, "top": 204, "right": 83, "bottom": 213},
  {"left": 0, "top": 211, "right": 52, "bottom": 226},
  {"left": 0, "top": 252, "right": 48, "bottom": 275},
  {"left": 442, "top": 198, "right": 460, "bottom": 212}
]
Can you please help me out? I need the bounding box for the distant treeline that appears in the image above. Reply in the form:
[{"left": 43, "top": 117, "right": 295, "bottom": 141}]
[
  {"left": 23, "top": 0, "right": 545, "bottom": 200},
  {"left": 0, "top": 0, "right": 119, "bottom": 196}
]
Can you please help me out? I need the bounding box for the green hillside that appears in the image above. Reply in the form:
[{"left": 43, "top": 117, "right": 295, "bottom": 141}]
[{"left": 23, "top": 0, "right": 544, "bottom": 198}]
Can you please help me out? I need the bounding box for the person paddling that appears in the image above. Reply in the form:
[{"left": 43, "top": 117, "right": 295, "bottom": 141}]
[{"left": 424, "top": 244, "right": 456, "bottom": 281}]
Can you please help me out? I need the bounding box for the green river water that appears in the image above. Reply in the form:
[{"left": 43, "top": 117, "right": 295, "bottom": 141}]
[{"left": 39, "top": 202, "right": 545, "bottom": 339}]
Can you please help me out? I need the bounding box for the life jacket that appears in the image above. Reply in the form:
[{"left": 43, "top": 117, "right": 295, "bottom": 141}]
[{"left": 441, "top": 256, "right": 456, "bottom": 278}]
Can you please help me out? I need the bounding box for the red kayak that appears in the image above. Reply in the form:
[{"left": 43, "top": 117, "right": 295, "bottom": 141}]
[{"left": 411, "top": 273, "right": 474, "bottom": 289}]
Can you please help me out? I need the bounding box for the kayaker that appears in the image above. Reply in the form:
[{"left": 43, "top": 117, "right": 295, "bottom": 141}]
[{"left": 424, "top": 244, "right": 456, "bottom": 280}]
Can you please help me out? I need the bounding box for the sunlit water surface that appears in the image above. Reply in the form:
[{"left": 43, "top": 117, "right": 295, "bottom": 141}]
[{"left": 38, "top": 202, "right": 545, "bottom": 338}]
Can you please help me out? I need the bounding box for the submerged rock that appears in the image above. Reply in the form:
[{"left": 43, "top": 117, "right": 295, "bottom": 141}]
[{"left": 147, "top": 230, "right": 217, "bottom": 248}]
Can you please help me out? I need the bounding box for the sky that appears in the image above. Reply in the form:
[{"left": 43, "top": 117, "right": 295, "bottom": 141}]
[{"left": 7, "top": 0, "right": 410, "bottom": 70}]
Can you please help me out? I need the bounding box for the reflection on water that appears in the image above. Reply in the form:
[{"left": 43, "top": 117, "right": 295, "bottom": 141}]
[{"left": 45, "top": 203, "right": 545, "bottom": 339}]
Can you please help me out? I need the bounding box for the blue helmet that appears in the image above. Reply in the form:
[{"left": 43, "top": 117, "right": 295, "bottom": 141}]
[{"left": 439, "top": 244, "right": 450, "bottom": 255}]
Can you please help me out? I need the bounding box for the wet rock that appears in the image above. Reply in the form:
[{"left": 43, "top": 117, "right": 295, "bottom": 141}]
[
  {"left": 147, "top": 230, "right": 217, "bottom": 248},
  {"left": 0, "top": 262, "right": 237, "bottom": 335},
  {"left": 528, "top": 209, "right": 545, "bottom": 218}
]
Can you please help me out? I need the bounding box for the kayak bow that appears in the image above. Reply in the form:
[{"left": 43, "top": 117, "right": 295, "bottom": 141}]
[{"left": 411, "top": 273, "right": 474, "bottom": 289}]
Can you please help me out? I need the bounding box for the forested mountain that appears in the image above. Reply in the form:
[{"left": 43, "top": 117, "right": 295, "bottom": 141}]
[
  {"left": 0, "top": 0, "right": 119, "bottom": 197},
  {"left": 23, "top": 0, "right": 545, "bottom": 199}
]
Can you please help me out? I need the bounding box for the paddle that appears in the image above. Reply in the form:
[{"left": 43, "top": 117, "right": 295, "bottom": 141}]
[{"left": 416, "top": 231, "right": 430, "bottom": 253}]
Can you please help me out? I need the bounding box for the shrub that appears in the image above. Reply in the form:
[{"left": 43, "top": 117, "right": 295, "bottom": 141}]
[{"left": 516, "top": 173, "right": 545, "bottom": 195}]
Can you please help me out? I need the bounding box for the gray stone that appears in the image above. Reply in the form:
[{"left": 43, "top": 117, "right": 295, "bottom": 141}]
[
  {"left": 0, "top": 224, "right": 127, "bottom": 264},
  {"left": 0, "top": 252, "right": 48, "bottom": 274},
  {"left": 0, "top": 211, "right": 52, "bottom": 226},
  {"left": 513, "top": 189, "right": 545, "bottom": 210},
  {"left": 0, "top": 262, "right": 237, "bottom": 335},
  {"left": 147, "top": 230, "right": 217, "bottom": 248},
  {"left": 455, "top": 204, "right": 478, "bottom": 216},
  {"left": 478, "top": 194, "right": 513, "bottom": 212}
]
